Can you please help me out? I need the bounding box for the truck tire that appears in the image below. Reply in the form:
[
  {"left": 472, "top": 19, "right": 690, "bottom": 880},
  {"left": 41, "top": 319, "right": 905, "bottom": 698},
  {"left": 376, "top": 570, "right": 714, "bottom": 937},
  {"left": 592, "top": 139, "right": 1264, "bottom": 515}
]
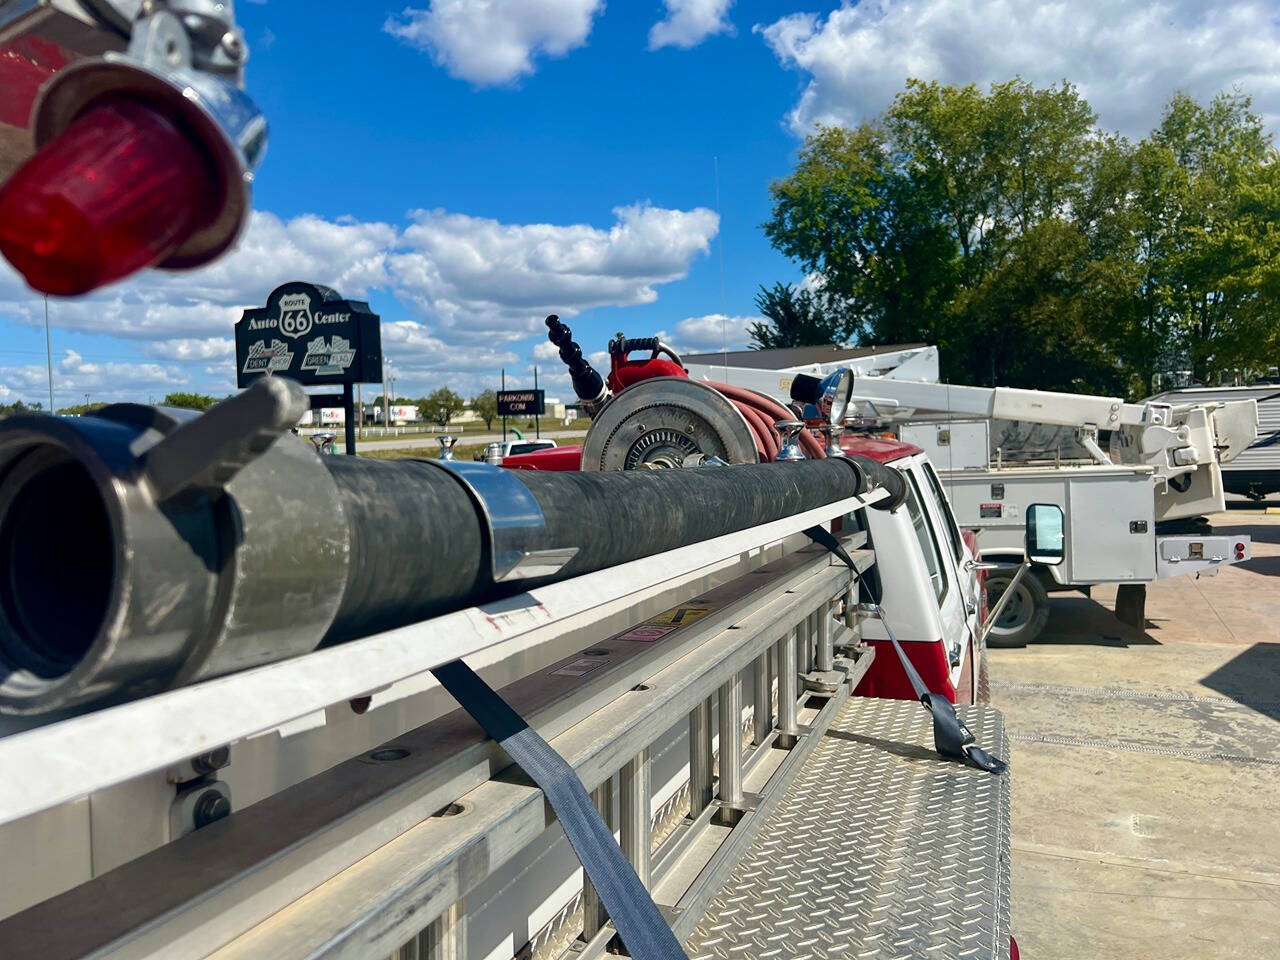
[{"left": 984, "top": 569, "right": 1050, "bottom": 648}]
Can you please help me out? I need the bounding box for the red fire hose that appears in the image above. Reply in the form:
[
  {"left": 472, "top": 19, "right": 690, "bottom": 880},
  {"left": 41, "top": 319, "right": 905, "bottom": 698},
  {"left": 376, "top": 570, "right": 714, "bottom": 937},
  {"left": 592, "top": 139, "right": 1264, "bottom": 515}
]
[{"left": 705, "top": 381, "right": 827, "bottom": 461}]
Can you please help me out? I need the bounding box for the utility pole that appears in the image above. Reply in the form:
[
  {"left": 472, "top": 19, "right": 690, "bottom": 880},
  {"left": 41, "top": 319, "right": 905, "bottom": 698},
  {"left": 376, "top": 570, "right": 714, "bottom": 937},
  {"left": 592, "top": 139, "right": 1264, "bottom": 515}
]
[
  {"left": 357, "top": 383, "right": 363, "bottom": 439},
  {"left": 383, "top": 370, "right": 390, "bottom": 431},
  {"left": 44, "top": 294, "right": 54, "bottom": 413}
]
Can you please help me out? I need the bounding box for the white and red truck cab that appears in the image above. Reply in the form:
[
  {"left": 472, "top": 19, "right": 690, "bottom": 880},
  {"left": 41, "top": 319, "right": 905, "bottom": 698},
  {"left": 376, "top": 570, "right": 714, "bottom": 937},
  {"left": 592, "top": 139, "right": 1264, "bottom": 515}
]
[{"left": 843, "top": 437, "right": 989, "bottom": 704}]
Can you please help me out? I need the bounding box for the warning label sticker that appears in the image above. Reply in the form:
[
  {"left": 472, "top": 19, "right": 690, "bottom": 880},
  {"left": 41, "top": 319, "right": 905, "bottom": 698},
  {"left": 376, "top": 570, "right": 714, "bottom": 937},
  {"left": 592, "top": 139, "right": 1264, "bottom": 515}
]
[
  {"left": 551, "top": 658, "right": 609, "bottom": 678},
  {"left": 618, "top": 604, "right": 716, "bottom": 643}
]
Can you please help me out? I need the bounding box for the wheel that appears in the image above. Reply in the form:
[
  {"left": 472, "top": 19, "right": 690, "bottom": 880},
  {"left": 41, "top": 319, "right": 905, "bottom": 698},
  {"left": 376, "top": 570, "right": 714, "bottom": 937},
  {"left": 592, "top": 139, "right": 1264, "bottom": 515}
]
[{"left": 984, "top": 569, "right": 1050, "bottom": 648}]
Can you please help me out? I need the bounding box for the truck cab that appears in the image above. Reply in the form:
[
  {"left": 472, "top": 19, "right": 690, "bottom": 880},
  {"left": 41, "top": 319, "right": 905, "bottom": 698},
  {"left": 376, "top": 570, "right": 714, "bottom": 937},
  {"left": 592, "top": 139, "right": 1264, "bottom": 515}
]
[{"left": 841, "top": 438, "right": 988, "bottom": 705}]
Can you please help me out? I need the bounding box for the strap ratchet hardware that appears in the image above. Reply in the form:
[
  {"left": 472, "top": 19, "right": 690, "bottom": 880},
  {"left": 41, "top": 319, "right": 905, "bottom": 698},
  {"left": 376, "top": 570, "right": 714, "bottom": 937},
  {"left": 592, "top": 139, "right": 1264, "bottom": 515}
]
[
  {"left": 432, "top": 659, "right": 689, "bottom": 960},
  {"left": 803, "top": 525, "right": 1008, "bottom": 774}
]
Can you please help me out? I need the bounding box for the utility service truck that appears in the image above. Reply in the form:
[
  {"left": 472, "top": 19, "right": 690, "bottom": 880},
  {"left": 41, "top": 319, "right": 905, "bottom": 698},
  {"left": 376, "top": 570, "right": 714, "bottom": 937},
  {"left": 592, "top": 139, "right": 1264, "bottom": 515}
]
[{"left": 686, "top": 350, "right": 1259, "bottom": 646}]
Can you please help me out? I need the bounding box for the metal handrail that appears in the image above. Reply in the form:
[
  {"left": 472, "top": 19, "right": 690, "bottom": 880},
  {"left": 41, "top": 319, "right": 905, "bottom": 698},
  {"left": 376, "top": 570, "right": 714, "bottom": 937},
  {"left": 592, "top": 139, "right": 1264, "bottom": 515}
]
[
  {"left": 213, "top": 552, "right": 871, "bottom": 960},
  {"left": 0, "top": 542, "right": 872, "bottom": 960},
  {"left": 0, "top": 488, "right": 883, "bottom": 828}
]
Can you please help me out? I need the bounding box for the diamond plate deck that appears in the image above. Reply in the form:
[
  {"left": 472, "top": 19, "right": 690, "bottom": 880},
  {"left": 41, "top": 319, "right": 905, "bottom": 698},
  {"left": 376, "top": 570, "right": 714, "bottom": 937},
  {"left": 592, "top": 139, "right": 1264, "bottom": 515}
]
[{"left": 684, "top": 698, "right": 1011, "bottom": 960}]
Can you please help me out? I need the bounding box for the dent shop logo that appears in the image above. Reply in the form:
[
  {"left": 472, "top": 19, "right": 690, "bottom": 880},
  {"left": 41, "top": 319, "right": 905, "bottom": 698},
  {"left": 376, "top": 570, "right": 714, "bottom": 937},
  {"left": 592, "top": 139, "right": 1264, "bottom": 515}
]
[
  {"left": 301, "top": 335, "right": 356, "bottom": 375},
  {"left": 242, "top": 339, "right": 294, "bottom": 374}
]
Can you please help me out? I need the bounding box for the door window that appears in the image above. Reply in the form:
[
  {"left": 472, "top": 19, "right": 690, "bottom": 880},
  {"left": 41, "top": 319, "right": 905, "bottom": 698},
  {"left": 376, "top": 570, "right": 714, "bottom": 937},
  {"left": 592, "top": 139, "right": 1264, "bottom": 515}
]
[
  {"left": 920, "top": 462, "right": 964, "bottom": 563},
  {"left": 904, "top": 475, "right": 948, "bottom": 603}
]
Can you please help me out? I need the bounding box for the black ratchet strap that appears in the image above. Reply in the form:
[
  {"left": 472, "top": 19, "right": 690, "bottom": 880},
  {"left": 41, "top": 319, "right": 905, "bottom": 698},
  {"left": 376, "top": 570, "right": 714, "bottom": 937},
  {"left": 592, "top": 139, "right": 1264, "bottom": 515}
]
[
  {"left": 432, "top": 659, "right": 688, "bottom": 960},
  {"left": 803, "top": 525, "right": 1007, "bottom": 774}
]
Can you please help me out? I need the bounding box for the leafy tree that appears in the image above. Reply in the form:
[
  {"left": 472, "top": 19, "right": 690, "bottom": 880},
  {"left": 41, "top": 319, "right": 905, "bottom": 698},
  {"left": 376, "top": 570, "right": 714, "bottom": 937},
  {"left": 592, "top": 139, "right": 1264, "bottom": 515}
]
[
  {"left": 55, "top": 401, "right": 108, "bottom": 416},
  {"left": 765, "top": 77, "right": 1280, "bottom": 394},
  {"left": 419, "top": 387, "right": 465, "bottom": 427},
  {"left": 1127, "top": 92, "right": 1280, "bottom": 384},
  {"left": 748, "top": 282, "right": 845, "bottom": 349},
  {"left": 0, "top": 399, "right": 42, "bottom": 418},
  {"left": 471, "top": 389, "right": 499, "bottom": 429},
  {"left": 162, "top": 391, "right": 219, "bottom": 411}
]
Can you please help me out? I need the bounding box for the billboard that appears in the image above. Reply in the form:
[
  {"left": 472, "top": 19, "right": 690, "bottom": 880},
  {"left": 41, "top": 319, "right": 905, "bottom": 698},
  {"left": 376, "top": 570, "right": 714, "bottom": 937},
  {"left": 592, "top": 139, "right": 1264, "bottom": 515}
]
[
  {"left": 235, "top": 281, "right": 383, "bottom": 388},
  {"left": 387, "top": 405, "right": 420, "bottom": 423},
  {"left": 497, "top": 389, "right": 545, "bottom": 416}
]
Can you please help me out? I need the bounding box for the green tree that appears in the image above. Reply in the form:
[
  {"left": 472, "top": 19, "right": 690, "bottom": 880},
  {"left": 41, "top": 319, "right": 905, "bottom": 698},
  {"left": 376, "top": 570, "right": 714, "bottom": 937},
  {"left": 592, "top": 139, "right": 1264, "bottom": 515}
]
[
  {"left": 471, "top": 389, "right": 498, "bottom": 429},
  {"left": 1128, "top": 92, "right": 1280, "bottom": 384},
  {"left": 0, "top": 399, "right": 42, "bottom": 418},
  {"left": 765, "top": 78, "right": 1280, "bottom": 394},
  {"left": 747, "top": 282, "right": 845, "bottom": 349},
  {"left": 162, "top": 391, "right": 219, "bottom": 411},
  {"left": 766, "top": 78, "right": 1125, "bottom": 390},
  {"left": 55, "top": 401, "right": 108, "bottom": 416},
  {"left": 420, "top": 387, "right": 465, "bottom": 427}
]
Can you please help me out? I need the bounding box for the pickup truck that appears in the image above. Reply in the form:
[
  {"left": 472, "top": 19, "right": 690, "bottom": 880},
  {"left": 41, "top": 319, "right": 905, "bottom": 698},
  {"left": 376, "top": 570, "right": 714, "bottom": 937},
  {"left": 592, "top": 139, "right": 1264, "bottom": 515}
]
[{"left": 475, "top": 438, "right": 558, "bottom": 463}]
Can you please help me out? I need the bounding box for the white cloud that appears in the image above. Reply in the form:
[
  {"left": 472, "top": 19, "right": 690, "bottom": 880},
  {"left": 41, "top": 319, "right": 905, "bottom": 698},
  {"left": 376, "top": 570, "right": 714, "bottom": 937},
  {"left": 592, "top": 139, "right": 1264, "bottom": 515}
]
[
  {"left": 758, "top": 1, "right": 1280, "bottom": 138},
  {"left": 649, "top": 0, "right": 735, "bottom": 51},
  {"left": 0, "top": 350, "right": 192, "bottom": 406},
  {"left": 672, "top": 313, "right": 757, "bottom": 353},
  {"left": 532, "top": 340, "right": 562, "bottom": 361},
  {"left": 388, "top": 203, "right": 719, "bottom": 338},
  {"left": 385, "top": 0, "right": 604, "bottom": 86},
  {"left": 0, "top": 201, "right": 716, "bottom": 401},
  {"left": 141, "top": 338, "right": 236, "bottom": 362}
]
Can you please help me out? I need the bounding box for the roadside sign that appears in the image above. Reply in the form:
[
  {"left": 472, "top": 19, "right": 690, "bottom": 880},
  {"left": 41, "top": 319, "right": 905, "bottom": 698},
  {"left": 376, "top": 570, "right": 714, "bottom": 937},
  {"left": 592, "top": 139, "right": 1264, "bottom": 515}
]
[
  {"left": 235, "top": 281, "right": 382, "bottom": 388},
  {"left": 497, "top": 389, "right": 545, "bottom": 416}
]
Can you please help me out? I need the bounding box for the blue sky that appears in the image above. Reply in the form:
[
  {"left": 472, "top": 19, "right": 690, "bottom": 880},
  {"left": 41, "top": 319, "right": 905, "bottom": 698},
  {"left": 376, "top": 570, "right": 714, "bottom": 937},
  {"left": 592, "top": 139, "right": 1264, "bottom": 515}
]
[{"left": 2, "top": 0, "right": 1278, "bottom": 406}]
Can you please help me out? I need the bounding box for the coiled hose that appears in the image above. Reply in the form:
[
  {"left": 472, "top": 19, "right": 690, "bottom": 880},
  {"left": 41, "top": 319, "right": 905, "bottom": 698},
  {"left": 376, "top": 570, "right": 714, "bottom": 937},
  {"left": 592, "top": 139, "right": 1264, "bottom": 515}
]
[{"left": 704, "top": 381, "right": 827, "bottom": 461}]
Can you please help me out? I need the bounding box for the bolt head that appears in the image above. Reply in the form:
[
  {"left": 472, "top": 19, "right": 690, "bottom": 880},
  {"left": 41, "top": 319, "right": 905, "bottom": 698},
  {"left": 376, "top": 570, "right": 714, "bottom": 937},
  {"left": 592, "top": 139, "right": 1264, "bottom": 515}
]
[
  {"left": 221, "top": 31, "right": 245, "bottom": 59},
  {"left": 193, "top": 790, "right": 231, "bottom": 829}
]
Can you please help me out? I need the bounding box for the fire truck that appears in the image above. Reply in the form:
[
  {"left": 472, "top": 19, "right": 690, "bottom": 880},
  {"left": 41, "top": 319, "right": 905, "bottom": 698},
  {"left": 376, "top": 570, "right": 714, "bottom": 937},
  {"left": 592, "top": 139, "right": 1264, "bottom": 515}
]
[{"left": 0, "top": 6, "right": 1029, "bottom": 959}]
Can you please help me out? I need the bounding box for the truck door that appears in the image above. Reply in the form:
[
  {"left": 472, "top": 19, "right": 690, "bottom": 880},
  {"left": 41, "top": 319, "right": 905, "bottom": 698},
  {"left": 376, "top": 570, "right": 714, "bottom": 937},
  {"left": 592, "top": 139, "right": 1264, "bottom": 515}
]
[
  {"left": 919, "top": 459, "right": 981, "bottom": 632},
  {"left": 902, "top": 459, "right": 971, "bottom": 687}
]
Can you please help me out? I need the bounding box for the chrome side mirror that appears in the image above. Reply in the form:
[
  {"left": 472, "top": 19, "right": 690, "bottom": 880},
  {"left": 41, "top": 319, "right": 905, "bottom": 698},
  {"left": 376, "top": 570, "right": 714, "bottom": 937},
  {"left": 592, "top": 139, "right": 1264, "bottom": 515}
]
[{"left": 789, "top": 368, "right": 854, "bottom": 426}]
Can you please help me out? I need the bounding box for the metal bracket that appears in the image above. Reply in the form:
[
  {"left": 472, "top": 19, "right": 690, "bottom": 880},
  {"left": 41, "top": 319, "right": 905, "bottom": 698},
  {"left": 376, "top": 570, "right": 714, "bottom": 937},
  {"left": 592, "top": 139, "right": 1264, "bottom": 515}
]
[
  {"left": 418, "top": 459, "right": 579, "bottom": 583},
  {"left": 978, "top": 561, "right": 1031, "bottom": 646}
]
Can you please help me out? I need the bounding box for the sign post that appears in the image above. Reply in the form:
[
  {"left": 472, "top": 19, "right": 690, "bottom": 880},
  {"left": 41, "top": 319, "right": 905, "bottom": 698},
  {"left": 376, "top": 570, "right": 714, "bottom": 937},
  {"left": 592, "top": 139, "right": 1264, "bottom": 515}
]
[
  {"left": 235, "top": 281, "right": 383, "bottom": 455},
  {"left": 501, "top": 368, "right": 507, "bottom": 442}
]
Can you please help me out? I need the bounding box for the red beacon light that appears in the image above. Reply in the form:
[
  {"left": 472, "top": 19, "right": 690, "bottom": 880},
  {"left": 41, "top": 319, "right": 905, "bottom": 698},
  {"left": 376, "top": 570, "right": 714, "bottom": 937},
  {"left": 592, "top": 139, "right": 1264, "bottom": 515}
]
[
  {"left": 0, "top": 98, "right": 218, "bottom": 296},
  {"left": 0, "top": 11, "right": 266, "bottom": 296}
]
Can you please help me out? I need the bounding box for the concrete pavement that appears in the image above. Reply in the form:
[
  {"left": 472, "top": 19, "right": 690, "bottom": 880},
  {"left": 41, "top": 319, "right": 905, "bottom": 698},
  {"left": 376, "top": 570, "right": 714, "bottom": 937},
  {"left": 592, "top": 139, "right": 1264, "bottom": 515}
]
[{"left": 990, "top": 505, "right": 1280, "bottom": 959}]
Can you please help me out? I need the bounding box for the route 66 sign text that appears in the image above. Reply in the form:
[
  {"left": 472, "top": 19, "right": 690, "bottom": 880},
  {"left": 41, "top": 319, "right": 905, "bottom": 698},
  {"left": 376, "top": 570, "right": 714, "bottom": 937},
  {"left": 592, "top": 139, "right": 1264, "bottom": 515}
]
[{"left": 235, "top": 281, "right": 383, "bottom": 387}]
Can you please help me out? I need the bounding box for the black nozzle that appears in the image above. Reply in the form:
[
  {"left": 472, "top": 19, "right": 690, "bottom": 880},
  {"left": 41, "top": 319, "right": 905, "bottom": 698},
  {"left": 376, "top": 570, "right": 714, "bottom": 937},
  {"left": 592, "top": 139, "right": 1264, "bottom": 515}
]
[{"left": 545, "top": 315, "right": 605, "bottom": 404}]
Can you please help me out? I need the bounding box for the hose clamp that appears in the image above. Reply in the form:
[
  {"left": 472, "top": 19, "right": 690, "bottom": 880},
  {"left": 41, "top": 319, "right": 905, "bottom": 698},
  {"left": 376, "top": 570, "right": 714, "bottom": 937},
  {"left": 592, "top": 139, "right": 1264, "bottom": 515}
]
[{"left": 419, "top": 460, "right": 579, "bottom": 582}]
